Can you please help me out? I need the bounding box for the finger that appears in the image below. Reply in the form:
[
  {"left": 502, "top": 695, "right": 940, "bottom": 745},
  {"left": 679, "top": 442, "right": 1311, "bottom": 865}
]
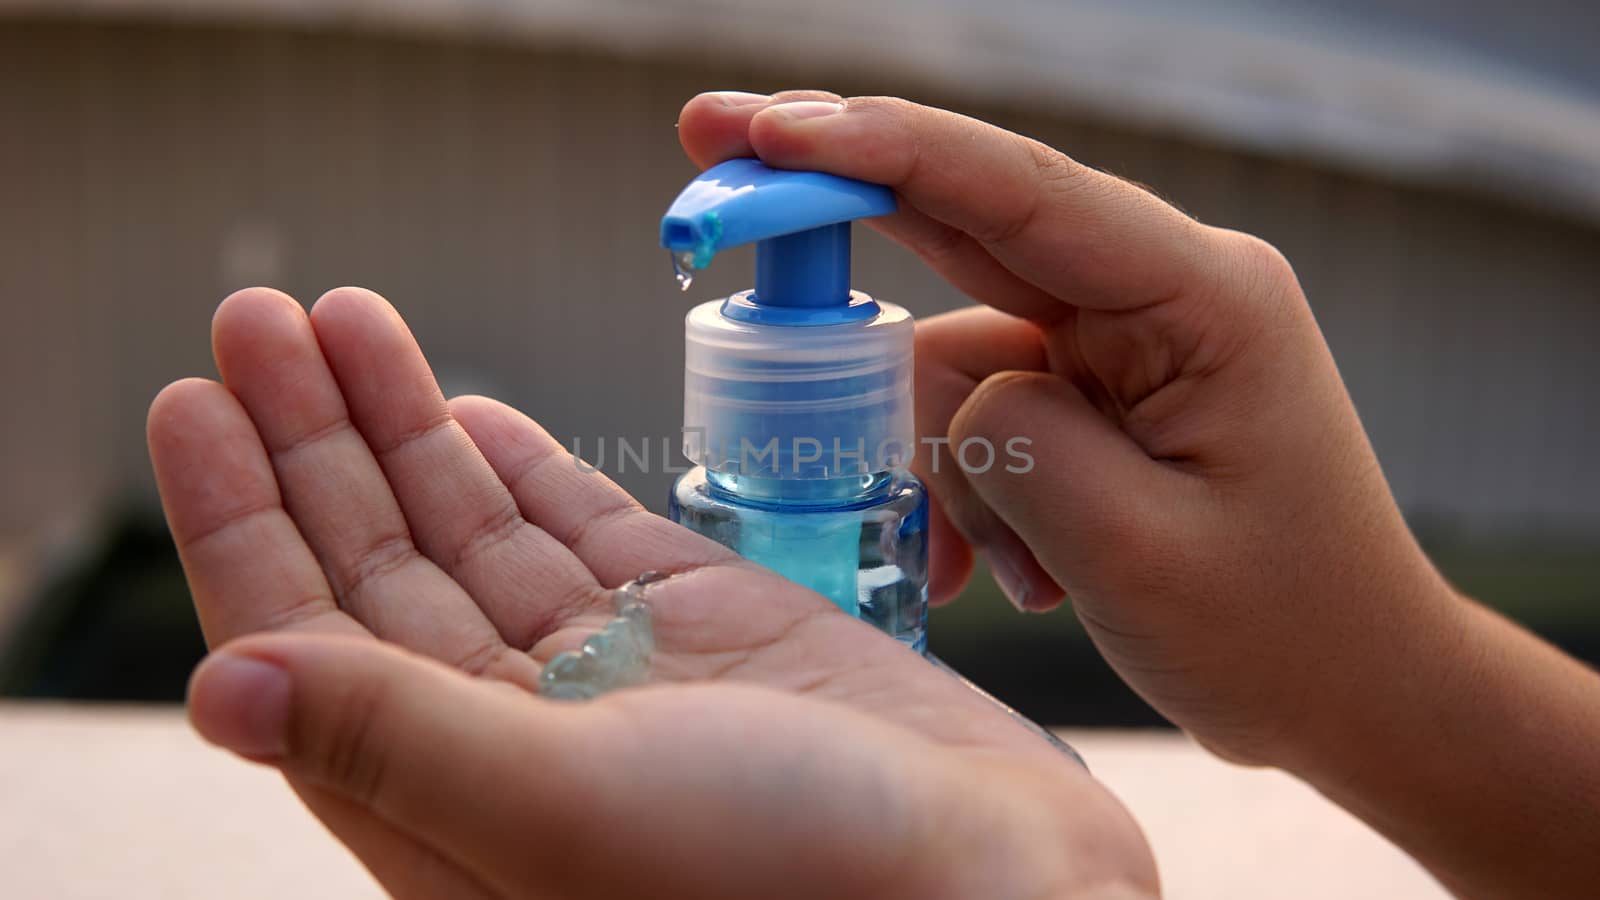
[
  {"left": 676, "top": 89, "right": 840, "bottom": 169},
  {"left": 147, "top": 377, "right": 364, "bottom": 646},
  {"left": 289, "top": 781, "right": 499, "bottom": 900},
  {"left": 745, "top": 96, "right": 1217, "bottom": 317},
  {"left": 186, "top": 633, "right": 963, "bottom": 900},
  {"left": 187, "top": 633, "right": 614, "bottom": 899},
  {"left": 678, "top": 91, "right": 1061, "bottom": 318},
  {"left": 949, "top": 371, "right": 1201, "bottom": 601},
  {"left": 914, "top": 308, "right": 1064, "bottom": 611},
  {"left": 870, "top": 205, "right": 1069, "bottom": 320},
  {"left": 307, "top": 288, "right": 603, "bottom": 648},
  {"left": 925, "top": 496, "right": 972, "bottom": 607},
  {"left": 210, "top": 289, "right": 533, "bottom": 681},
  {"left": 449, "top": 394, "right": 741, "bottom": 587}
]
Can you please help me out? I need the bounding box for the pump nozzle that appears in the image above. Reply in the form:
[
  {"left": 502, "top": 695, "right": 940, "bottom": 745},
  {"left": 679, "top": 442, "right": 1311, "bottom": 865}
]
[
  {"left": 660, "top": 157, "right": 913, "bottom": 486},
  {"left": 660, "top": 159, "right": 896, "bottom": 315}
]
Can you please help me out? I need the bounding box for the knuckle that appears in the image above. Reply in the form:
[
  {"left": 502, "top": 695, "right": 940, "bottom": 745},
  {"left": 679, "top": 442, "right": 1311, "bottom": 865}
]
[
  {"left": 842, "top": 94, "right": 909, "bottom": 114},
  {"left": 771, "top": 88, "right": 843, "bottom": 103},
  {"left": 841, "top": 95, "right": 933, "bottom": 140},
  {"left": 1023, "top": 136, "right": 1077, "bottom": 188},
  {"left": 912, "top": 223, "right": 972, "bottom": 270},
  {"left": 448, "top": 499, "right": 524, "bottom": 574},
  {"left": 302, "top": 678, "right": 392, "bottom": 807},
  {"left": 971, "top": 136, "right": 1079, "bottom": 246},
  {"left": 1228, "top": 232, "right": 1301, "bottom": 297},
  {"left": 1206, "top": 230, "right": 1311, "bottom": 335}
]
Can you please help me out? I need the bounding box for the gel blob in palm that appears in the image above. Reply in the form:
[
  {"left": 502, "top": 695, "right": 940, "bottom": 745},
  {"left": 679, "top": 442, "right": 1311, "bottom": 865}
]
[{"left": 661, "top": 159, "right": 929, "bottom": 652}]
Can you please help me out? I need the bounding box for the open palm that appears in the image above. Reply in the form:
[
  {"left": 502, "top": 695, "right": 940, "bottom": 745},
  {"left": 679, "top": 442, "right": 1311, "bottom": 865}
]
[{"left": 148, "top": 287, "right": 1153, "bottom": 900}]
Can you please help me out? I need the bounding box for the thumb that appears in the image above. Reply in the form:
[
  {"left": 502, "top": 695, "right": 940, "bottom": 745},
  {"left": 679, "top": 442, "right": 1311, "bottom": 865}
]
[
  {"left": 949, "top": 371, "right": 1203, "bottom": 599},
  {"left": 186, "top": 634, "right": 603, "bottom": 897}
]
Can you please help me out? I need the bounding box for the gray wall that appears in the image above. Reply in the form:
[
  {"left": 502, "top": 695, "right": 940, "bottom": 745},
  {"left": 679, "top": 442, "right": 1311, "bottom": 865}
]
[{"left": 2, "top": 20, "right": 1597, "bottom": 559}]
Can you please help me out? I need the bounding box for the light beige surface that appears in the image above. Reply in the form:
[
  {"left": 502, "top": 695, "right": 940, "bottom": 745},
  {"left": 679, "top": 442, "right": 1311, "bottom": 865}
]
[{"left": 0, "top": 703, "right": 1447, "bottom": 899}]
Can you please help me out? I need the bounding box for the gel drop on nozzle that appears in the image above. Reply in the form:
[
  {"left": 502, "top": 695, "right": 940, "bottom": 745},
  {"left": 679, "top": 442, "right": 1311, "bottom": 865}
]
[{"left": 660, "top": 159, "right": 929, "bottom": 652}]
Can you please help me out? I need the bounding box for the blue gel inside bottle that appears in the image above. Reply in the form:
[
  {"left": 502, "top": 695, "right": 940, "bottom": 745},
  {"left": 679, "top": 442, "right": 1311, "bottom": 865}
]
[{"left": 670, "top": 468, "right": 929, "bottom": 652}]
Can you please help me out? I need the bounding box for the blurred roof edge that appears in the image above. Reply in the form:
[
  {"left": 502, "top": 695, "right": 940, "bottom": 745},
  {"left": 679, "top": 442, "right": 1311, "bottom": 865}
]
[{"left": 6, "top": 0, "right": 1600, "bottom": 224}]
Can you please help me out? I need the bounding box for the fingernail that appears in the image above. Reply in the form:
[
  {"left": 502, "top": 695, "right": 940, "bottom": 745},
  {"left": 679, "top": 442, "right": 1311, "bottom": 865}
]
[
  {"left": 710, "top": 91, "right": 772, "bottom": 107},
  {"left": 190, "top": 653, "right": 291, "bottom": 759},
  {"left": 985, "top": 549, "right": 1033, "bottom": 613},
  {"left": 768, "top": 100, "right": 844, "bottom": 121}
]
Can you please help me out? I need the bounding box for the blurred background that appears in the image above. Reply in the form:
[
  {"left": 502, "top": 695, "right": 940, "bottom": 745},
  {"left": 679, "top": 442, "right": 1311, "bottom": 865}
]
[{"left": 1, "top": 0, "right": 1596, "bottom": 725}]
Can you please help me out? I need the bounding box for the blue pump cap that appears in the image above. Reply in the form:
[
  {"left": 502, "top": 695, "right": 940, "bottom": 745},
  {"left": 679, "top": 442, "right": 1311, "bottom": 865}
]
[
  {"left": 662, "top": 159, "right": 915, "bottom": 481},
  {"left": 660, "top": 159, "right": 896, "bottom": 323}
]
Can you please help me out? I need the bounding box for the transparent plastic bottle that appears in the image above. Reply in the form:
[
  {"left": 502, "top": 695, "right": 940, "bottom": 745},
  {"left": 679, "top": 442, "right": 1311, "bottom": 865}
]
[
  {"left": 659, "top": 159, "right": 928, "bottom": 652},
  {"left": 669, "top": 467, "right": 929, "bottom": 652}
]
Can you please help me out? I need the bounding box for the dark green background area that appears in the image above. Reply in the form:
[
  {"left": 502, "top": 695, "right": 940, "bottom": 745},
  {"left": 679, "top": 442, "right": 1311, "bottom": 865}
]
[{"left": 4, "top": 506, "right": 1596, "bottom": 726}]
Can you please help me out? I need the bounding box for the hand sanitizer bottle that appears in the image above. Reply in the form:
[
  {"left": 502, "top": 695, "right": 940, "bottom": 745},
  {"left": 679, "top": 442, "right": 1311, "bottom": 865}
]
[{"left": 661, "top": 159, "right": 928, "bottom": 653}]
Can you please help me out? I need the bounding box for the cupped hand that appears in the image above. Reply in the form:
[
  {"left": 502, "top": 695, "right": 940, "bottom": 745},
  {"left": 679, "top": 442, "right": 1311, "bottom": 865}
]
[
  {"left": 677, "top": 91, "right": 1457, "bottom": 768},
  {"left": 149, "top": 287, "right": 1155, "bottom": 900}
]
